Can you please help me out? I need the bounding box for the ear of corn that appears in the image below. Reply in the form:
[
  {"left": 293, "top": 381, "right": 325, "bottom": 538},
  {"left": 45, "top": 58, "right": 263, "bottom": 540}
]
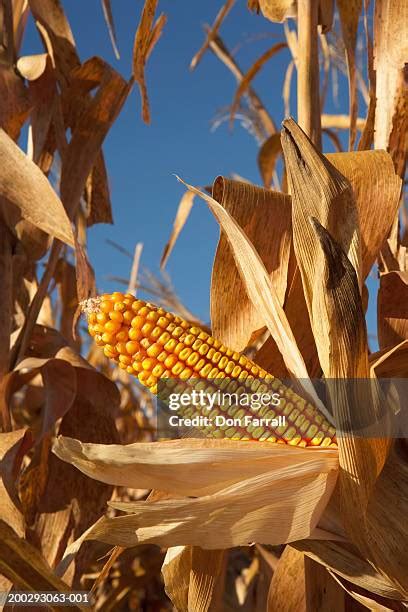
[{"left": 83, "top": 293, "right": 337, "bottom": 447}]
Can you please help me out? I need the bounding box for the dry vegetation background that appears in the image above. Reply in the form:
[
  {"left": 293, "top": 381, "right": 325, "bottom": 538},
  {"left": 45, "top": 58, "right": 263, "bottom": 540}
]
[{"left": 0, "top": 0, "right": 407, "bottom": 610}]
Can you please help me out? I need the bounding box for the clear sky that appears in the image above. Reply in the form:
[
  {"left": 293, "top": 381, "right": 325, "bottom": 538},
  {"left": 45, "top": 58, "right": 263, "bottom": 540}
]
[{"left": 21, "top": 1, "right": 378, "bottom": 346}]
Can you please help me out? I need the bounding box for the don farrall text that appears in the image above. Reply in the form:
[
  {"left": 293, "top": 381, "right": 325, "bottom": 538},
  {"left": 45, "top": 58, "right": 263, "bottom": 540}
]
[{"left": 166, "top": 388, "right": 285, "bottom": 429}]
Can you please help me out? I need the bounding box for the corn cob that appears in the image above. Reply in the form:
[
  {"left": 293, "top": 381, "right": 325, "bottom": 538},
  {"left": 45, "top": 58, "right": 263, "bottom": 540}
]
[{"left": 82, "top": 292, "right": 336, "bottom": 447}]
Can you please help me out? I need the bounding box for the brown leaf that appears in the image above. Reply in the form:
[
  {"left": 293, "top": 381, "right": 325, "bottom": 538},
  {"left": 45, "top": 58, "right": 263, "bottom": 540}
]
[
  {"left": 257, "top": 133, "right": 282, "bottom": 188},
  {"left": 27, "top": 55, "right": 57, "bottom": 166},
  {"left": 267, "top": 546, "right": 306, "bottom": 611},
  {"left": 257, "top": 0, "right": 297, "bottom": 22},
  {"left": 60, "top": 57, "right": 130, "bottom": 219},
  {"left": 293, "top": 539, "right": 406, "bottom": 601},
  {"left": 55, "top": 259, "right": 81, "bottom": 350},
  {"left": 230, "top": 42, "right": 287, "bottom": 127},
  {"left": 377, "top": 271, "right": 408, "bottom": 350},
  {"left": 53, "top": 436, "right": 338, "bottom": 571},
  {"left": 74, "top": 238, "right": 96, "bottom": 303},
  {"left": 0, "top": 520, "right": 86, "bottom": 609},
  {"left": 28, "top": 0, "right": 80, "bottom": 87},
  {"left": 132, "top": 0, "right": 159, "bottom": 124},
  {"left": 160, "top": 191, "right": 195, "bottom": 269},
  {"left": 0, "top": 429, "right": 32, "bottom": 535},
  {"left": 101, "top": 0, "right": 120, "bottom": 60},
  {"left": 163, "top": 546, "right": 225, "bottom": 612},
  {"left": 210, "top": 177, "right": 291, "bottom": 352},
  {"left": 146, "top": 13, "right": 167, "bottom": 62},
  {"left": 0, "top": 63, "right": 30, "bottom": 140},
  {"left": 190, "top": 0, "right": 235, "bottom": 70},
  {"left": 208, "top": 33, "right": 276, "bottom": 137},
  {"left": 325, "top": 150, "right": 402, "bottom": 279},
  {"left": 281, "top": 118, "right": 363, "bottom": 353},
  {"left": 337, "top": 0, "right": 363, "bottom": 150},
  {"left": 0, "top": 129, "right": 74, "bottom": 246},
  {"left": 85, "top": 152, "right": 113, "bottom": 226},
  {"left": 369, "top": 340, "right": 408, "bottom": 378}
]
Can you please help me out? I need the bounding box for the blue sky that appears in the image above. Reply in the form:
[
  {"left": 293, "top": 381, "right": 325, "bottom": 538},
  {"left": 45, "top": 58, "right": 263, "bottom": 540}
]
[{"left": 22, "top": 1, "right": 378, "bottom": 346}]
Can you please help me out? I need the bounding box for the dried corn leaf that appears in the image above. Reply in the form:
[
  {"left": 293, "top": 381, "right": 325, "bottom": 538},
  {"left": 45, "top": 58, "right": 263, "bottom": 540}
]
[
  {"left": 163, "top": 546, "right": 225, "bottom": 612},
  {"left": 146, "top": 13, "right": 167, "bottom": 62},
  {"left": 369, "top": 340, "right": 408, "bottom": 378},
  {"left": 374, "top": 0, "right": 408, "bottom": 175},
  {"left": 60, "top": 58, "right": 130, "bottom": 219},
  {"left": 132, "top": 0, "right": 158, "bottom": 124},
  {"left": 257, "top": 134, "right": 282, "bottom": 188},
  {"left": 190, "top": 0, "right": 235, "bottom": 70},
  {"left": 210, "top": 177, "right": 291, "bottom": 351},
  {"left": 0, "top": 62, "right": 30, "bottom": 140},
  {"left": 281, "top": 118, "right": 362, "bottom": 339},
  {"left": 258, "top": 0, "right": 297, "bottom": 22},
  {"left": 52, "top": 436, "right": 338, "bottom": 497},
  {"left": 53, "top": 436, "right": 338, "bottom": 572},
  {"left": 293, "top": 540, "right": 404, "bottom": 601},
  {"left": 337, "top": 0, "right": 362, "bottom": 150},
  {"left": 208, "top": 33, "right": 276, "bottom": 137},
  {"left": 85, "top": 153, "right": 113, "bottom": 226},
  {"left": 162, "top": 547, "right": 191, "bottom": 611},
  {"left": 325, "top": 150, "right": 402, "bottom": 279},
  {"left": 378, "top": 271, "right": 408, "bottom": 350},
  {"left": 28, "top": 0, "right": 79, "bottom": 86},
  {"left": 101, "top": 0, "right": 120, "bottom": 60},
  {"left": 230, "top": 42, "right": 287, "bottom": 126},
  {"left": 160, "top": 191, "right": 195, "bottom": 269},
  {"left": 0, "top": 429, "right": 31, "bottom": 535},
  {"left": 0, "top": 520, "right": 87, "bottom": 610},
  {"left": 0, "top": 129, "right": 74, "bottom": 246},
  {"left": 267, "top": 546, "right": 306, "bottom": 611},
  {"left": 28, "top": 56, "right": 56, "bottom": 166}
]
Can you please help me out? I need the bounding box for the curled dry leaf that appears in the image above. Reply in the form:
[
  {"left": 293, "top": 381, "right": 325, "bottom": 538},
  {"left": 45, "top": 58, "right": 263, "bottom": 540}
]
[
  {"left": 0, "top": 429, "right": 32, "bottom": 536},
  {"left": 0, "top": 129, "right": 74, "bottom": 246},
  {"left": 257, "top": 0, "right": 297, "bottom": 22},
  {"left": 293, "top": 539, "right": 406, "bottom": 602},
  {"left": 16, "top": 53, "right": 48, "bottom": 81},
  {"left": 325, "top": 150, "right": 402, "bottom": 279},
  {"left": 377, "top": 271, "right": 408, "bottom": 350},
  {"left": 60, "top": 58, "right": 131, "bottom": 220},
  {"left": 190, "top": 0, "right": 235, "bottom": 70},
  {"left": 267, "top": 546, "right": 306, "bottom": 611},
  {"left": 28, "top": 0, "right": 80, "bottom": 87},
  {"left": 52, "top": 435, "right": 338, "bottom": 572},
  {"left": 257, "top": 133, "right": 282, "bottom": 188},
  {"left": 230, "top": 42, "right": 287, "bottom": 127},
  {"left": 163, "top": 546, "right": 225, "bottom": 612},
  {"left": 211, "top": 176, "right": 291, "bottom": 351},
  {"left": 132, "top": 0, "right": 159, "bottom": 124},
  {"left": 160, "top": 191, "right": 195, "bottom": 269},
  {"left": 0, "top": 520, "right": 86, "bottom": 610}
]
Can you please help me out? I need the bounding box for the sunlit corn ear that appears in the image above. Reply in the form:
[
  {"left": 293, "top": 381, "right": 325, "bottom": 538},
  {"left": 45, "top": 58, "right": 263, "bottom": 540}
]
[{"left": 82, "top": 292, "right": 336, "bottom": 447}]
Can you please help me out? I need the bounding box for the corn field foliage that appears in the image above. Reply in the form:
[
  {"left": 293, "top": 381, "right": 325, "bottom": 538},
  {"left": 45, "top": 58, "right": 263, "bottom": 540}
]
[{"left": 0, "top": 0, "right": 407, "bottom": 610}]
